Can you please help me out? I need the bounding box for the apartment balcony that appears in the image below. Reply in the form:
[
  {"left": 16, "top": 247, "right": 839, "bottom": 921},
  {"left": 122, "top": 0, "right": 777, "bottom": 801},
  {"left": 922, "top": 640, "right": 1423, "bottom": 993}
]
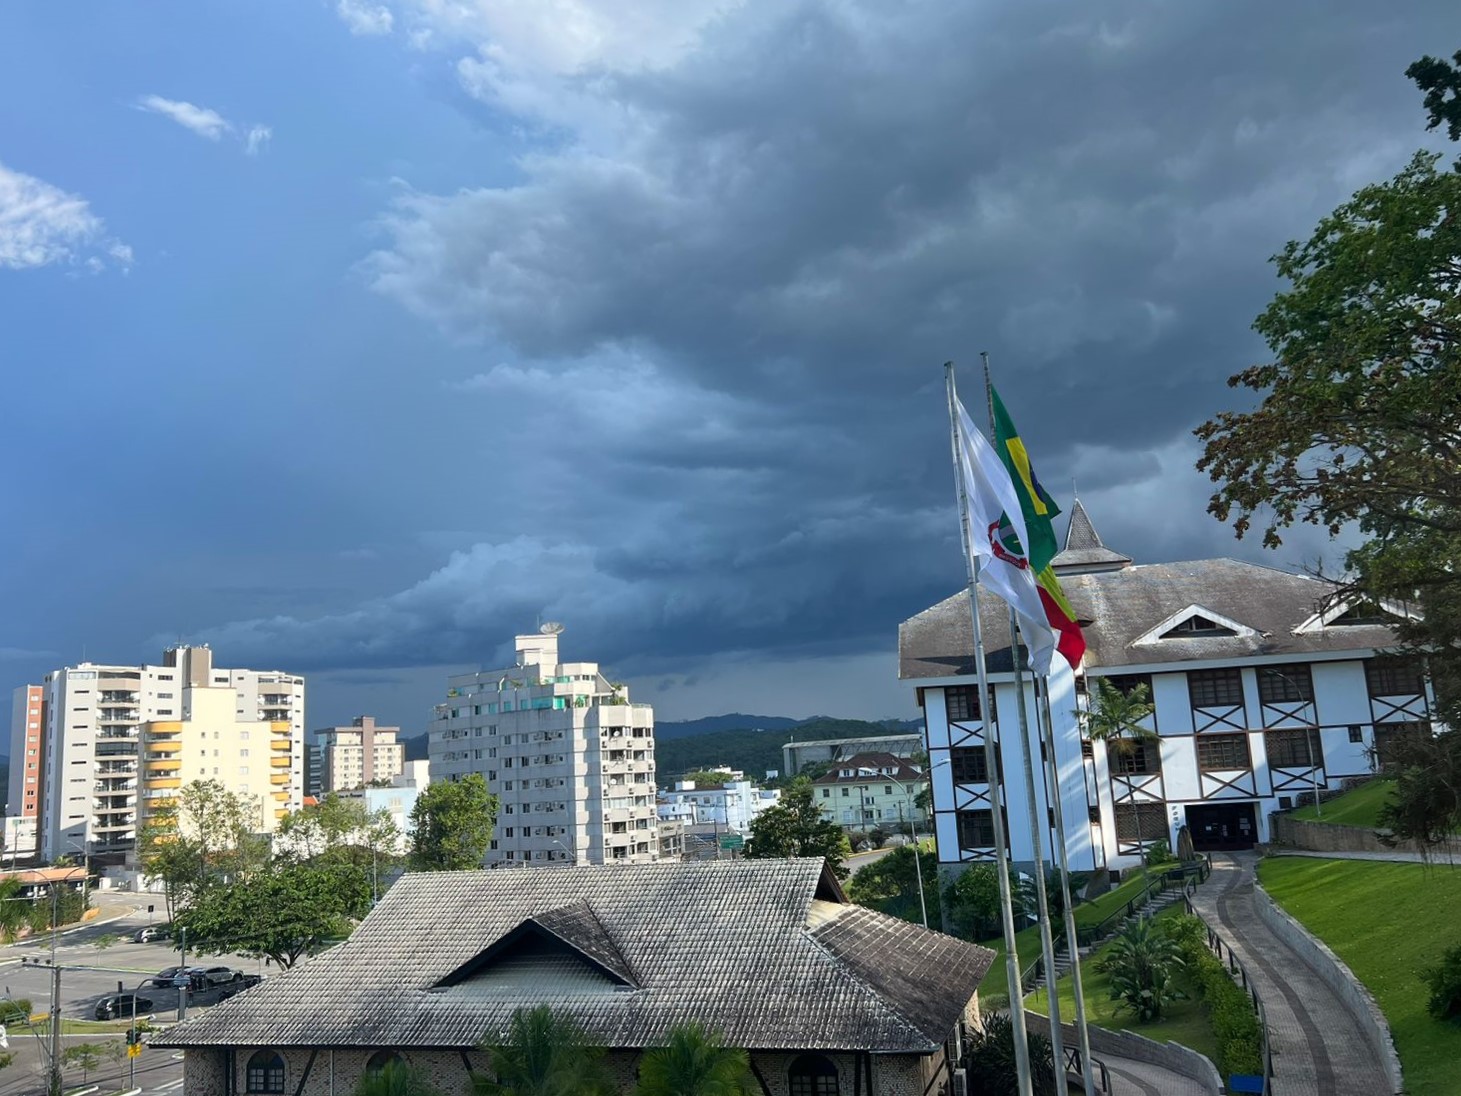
[
  {"left": 270, "top": 757, "right": 291, "bottom": 769},
  {"left": 270, "top": 773, "right": 290, "bottom": 786},
  {"left": 145, "top": 776, "right": 181, "bottom": 791},
  {"left": 93, "top": 817, "right": 136, "bottom": 833},
  {"left": 271, "top": 738, "right": 292, "bottom": 751},
  {"left": 98, "top": 710, "right": 140, "bottom": 724},
  {"left": 271, "top": 791, "right": 290, "bottom": 802},
  {"left": 93, "top": 781, "right": 136, "bottom": 794},
  {"left": 145, "top": 758, "right": 180, "bottom": 775},
  {"left": 99, "top": 690, "right": 139, "bottom": 703}
]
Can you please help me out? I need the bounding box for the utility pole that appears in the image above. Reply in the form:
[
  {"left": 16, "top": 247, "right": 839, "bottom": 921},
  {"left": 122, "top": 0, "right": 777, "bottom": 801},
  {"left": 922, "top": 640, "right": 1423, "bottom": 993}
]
[{"left": 47, "top": 963, "right": 61, "bottom": 1096}]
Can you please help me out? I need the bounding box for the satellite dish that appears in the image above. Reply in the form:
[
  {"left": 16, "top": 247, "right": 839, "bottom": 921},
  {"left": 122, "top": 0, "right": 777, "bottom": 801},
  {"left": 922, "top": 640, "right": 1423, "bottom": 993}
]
[{"left": 540, "top": 621, "right": 565, "bottom": 635}]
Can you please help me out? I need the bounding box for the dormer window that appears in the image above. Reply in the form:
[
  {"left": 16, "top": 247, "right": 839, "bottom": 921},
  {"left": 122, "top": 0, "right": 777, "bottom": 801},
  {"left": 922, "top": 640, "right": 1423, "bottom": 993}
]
[{"left": 1164, "top": 615, "right": 1236, "bottom": 637}]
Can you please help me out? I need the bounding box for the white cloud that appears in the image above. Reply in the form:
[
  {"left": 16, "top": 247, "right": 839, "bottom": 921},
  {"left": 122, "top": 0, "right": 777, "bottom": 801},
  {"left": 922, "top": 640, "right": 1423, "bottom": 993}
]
[
  {"left": 0, "top": 160, "right": 130, "bottom": 271},
  {"left": 245, "top": 124, "right": 273, "bottom": 156},
  {"left": 337, "top": 0, "right": 394, "bottom": 36},
  {"left": 136, "top": 95, "right": 232, "bottom": 140}
]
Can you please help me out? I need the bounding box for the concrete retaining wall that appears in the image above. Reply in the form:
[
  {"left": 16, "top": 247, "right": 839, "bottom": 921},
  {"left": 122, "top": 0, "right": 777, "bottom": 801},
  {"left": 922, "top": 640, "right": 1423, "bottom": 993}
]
[
  {"left": 1023, "top": 1011, "right": 1222, "bottom": 1095},
  {"left": 1251, "top": 884, "right": 1404, "bottom": 1094},
  {"left": 1269, "top": 812, "right": 1461, "bottom": 857}
]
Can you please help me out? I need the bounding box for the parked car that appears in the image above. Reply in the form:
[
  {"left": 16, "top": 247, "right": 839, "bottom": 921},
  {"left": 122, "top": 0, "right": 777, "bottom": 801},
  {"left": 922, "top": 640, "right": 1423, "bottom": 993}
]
[
  {"left": 217, "top": 974, "right": 264, "bottom": 1000},
  {"left": 133, "top": 924, "right": 171, "bottom": 943},
  {"left": 148, "top": 966, "right": 187, "bottom": 988},
  {"left": 95, "top": 993, "right": 154, "bottom": 1021},
  {"left": 188, "top": 965, "right": 242, "bottom": 987}
]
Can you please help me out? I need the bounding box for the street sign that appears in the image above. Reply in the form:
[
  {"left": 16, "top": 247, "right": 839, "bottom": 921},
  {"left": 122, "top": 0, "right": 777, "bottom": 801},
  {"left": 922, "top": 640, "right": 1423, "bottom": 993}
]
[
  {"left": 718, "top": 834, "right": 745, "bottom": 850},
  {"left": 128, "top": 1042, "right": 142, "bottom": 1058}
]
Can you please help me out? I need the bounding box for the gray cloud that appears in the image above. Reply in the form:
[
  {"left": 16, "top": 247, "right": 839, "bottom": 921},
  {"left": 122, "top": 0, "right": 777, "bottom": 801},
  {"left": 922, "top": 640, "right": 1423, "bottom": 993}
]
[{"left": 196, "top": 0, "right": 1450, "bottom": 692}]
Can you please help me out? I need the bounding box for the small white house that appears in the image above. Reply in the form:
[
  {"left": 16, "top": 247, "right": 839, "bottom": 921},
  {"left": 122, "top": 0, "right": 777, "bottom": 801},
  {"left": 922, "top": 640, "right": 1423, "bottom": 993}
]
[{"left": 657, "top": 775, "right": 780, "bottom": 831}]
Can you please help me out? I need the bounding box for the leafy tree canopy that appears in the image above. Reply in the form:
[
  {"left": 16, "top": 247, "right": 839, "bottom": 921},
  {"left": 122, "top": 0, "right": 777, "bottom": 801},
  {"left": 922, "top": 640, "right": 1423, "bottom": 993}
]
[
  {"left": 474, "top": 1005, "right": 613, "bottom": 1096},
  {"left": 634, "top": 1022, "right": 756, "bottom": 1096},
  {"left": 846, "top": 844, "right": 940, "bottom": 926},
  {"left": 410, "top": 773, "right": 498, "bottom": 871},
  {"left": 1408, "top": 50, "right": 1461, "bottom": 142},
  {"left": 743, "top": 777, "right": 851, "bottom": 879}
]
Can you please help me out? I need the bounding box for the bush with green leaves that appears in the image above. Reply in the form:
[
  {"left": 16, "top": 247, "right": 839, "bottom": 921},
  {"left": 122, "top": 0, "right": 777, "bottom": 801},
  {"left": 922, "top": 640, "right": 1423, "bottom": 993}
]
[
  {"left": 1165, "top": 914, "right": 1264, "bottom": 1077},
  {"left": 0, "top": 999, "right": 32, "bottom": 1025},
  {"left": 1096, "top": 917, "right": 1185, "bottom": 1022},
  {"left": 961, "top": 1014, "right": 1058, "bottom": 1096},
  {"left": 1421, "top": 943, "right": 1461, "bottom": 1022},
  {"left": 1143, "top": 840, "right": 1176, "bottom": 867}
]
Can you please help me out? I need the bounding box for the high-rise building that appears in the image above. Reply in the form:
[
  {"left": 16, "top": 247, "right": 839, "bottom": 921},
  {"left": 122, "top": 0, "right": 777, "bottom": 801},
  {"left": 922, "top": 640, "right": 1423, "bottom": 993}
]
[
  {"left": 10, "top": 645, "right": 305, "bottom": 863},
  {"left": 430, "top": 627, "right": 658, "bottom": 867},
  {"left": 316, "top": 716, "right": 405, "bottom": 792},
  {"left": 8, "top": 685, "right": 46, "bottom": 823}
]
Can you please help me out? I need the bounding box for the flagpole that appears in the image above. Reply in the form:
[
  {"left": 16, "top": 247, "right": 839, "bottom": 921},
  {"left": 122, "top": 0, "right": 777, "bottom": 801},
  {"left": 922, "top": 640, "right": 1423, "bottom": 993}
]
[
  {"left": 945, "top": 361, "right": 1034, "bottom": 1096},
  {"left": 1040, "top": 678, "right": 1097, "bottom": 1096},
  {"left": 984, "top": 351, "right": 1065, "bottom": 1089}
]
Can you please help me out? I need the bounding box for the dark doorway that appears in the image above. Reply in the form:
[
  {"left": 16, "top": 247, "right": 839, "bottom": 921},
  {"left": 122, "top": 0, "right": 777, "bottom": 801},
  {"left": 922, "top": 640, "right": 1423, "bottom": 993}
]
[{"left": 1185, "top": 801, "right": 1258, "bottom": 851}]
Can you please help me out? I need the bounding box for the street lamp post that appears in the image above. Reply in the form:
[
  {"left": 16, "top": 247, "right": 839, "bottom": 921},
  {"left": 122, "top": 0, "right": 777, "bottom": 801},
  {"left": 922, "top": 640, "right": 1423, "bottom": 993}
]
[{"left": 860, "top": 767, "right": 928, "bottom": 929}]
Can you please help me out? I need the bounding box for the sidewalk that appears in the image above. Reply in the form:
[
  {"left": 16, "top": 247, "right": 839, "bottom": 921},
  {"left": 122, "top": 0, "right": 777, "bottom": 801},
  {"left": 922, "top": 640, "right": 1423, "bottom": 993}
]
[
  {"left": 1188, "top": 851, "right": 1390, "bottom": 1096},
  {"left": 1269, "top": 847, "right": 1458, "bottom": 865}
]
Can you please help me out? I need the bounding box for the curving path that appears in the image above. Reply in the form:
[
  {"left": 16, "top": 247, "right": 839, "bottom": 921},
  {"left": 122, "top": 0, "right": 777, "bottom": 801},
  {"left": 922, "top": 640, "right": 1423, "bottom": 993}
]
[{"left": 1187, "top": 851, "right": 1391, "bottom": 1096}]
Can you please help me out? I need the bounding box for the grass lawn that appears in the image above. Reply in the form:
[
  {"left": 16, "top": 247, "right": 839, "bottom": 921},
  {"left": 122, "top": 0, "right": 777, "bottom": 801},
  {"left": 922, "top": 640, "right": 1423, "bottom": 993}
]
[
  {"left": 1258, "top": 856, "right": 1461, "bottom": 1095},
  {"left": 1024, "top": 908, "right": 1221, "bottom": 1067},
  {"left": 1290, "top": 778, "right": 1396, "bottom": 827}
]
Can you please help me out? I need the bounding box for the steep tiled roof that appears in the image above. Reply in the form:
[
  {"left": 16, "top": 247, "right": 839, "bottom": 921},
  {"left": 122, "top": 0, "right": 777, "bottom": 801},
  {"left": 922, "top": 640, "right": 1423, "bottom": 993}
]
[
  {"left": 1050, "top": 499, "right": 1132, "bottom": 574},
  {"left": 810, "top": 752, "right": 924, "bottom": 785},
  {"left": 155, "top": 859, "right": 993, "bottom": 1054},
  {"left": 900, "top": 559, "right": 1399, "bottom": 678}
]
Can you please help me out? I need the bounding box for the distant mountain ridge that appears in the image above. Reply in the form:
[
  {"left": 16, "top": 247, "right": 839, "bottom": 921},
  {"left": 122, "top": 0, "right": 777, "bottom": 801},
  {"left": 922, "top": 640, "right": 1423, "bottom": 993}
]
[{"left": 655, "top": 714, "right": 919, "bottom": 740}]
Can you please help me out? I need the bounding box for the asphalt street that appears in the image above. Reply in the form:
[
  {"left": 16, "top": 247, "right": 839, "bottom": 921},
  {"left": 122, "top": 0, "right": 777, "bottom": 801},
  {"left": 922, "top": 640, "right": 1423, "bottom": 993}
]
[{"left": 0, "top": 893, "right": 264, "bottom": 1096}]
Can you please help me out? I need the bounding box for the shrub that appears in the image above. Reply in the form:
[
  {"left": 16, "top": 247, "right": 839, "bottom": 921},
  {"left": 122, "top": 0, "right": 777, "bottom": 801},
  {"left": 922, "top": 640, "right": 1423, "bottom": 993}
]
[
  {"left": 0, "top": 999, "right": 32, "bottom": 1025},
  {"left": 1167, "top": 915, "right": 1264, "bottom": 1077},
  {"left": 1421, "top": 943, "right": 1461, "bottom": 1022},
  {"left": 1143, "top": 840, "right": 1177, "bottom": 866},
  {"left": 962, "top": 1014, "right": 1058, "bottom": 1096},
  {"left": 1096, "top": 918, "right": 1185, "bottom": 1021}
]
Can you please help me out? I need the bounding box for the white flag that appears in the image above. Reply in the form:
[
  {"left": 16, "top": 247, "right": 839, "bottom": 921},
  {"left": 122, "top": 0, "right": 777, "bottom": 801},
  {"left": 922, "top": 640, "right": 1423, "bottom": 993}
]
[{"left": 956, "top": 397, "right": 1056, "bottom": 675}]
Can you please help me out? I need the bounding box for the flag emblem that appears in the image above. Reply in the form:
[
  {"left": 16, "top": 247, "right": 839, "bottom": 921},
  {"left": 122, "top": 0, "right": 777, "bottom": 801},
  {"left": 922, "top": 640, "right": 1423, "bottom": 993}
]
[{"left": 987, "top": 516, "right": 1030, "bottom": 570}]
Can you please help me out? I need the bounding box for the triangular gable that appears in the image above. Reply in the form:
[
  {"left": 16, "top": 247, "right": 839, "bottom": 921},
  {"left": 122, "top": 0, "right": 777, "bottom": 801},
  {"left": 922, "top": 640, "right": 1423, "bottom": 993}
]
[
  {"left": 1131, "top": 604, "right": 1256, "bottom": 646},
  {"left": 1294, "top": 596, "right": 1417, "bottom": 634},
  {"left": 436, "top": 901, "right": 638, "bottom": 990}
]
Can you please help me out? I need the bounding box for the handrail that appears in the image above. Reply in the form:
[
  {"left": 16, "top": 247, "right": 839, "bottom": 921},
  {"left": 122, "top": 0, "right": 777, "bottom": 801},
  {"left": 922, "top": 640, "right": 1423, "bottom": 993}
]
[{"left": 1183, "top": 893, "right": 1273, "bottom": 1095}]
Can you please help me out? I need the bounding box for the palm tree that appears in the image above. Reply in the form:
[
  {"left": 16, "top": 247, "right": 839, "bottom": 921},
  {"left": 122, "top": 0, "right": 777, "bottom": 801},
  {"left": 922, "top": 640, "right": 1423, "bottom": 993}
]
[
  {"left": 0, "top": 878, "right": 32, "bottom": 943},
  {"left": 354, "top": 1060, "right": 442, "bottom": 1096},
  {"left": 473, "top": 1005, "right": 614, "bottom": 1096},
  {"left": 1081, "top": 678, "right": 1159, "bottom": 875},
  {"left": 635, "top": 1022, "right": 756, "bottom": 1096}
]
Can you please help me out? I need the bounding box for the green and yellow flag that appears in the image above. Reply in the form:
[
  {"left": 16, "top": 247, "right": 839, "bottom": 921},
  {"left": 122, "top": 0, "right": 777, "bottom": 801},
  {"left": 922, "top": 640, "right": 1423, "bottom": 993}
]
[{"left": 990, "top": 385, "right": 1087, "bottom": 668}]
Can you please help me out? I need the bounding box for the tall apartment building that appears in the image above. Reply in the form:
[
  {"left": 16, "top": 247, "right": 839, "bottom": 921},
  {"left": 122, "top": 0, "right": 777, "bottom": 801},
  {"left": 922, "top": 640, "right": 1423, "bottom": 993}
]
[
  {"left": 430, "top": 627, "right": 658, "bottom": 867},
  {"left": 316, "top": 716, "right": 405, "bottom": 792},
  {"left": 10, "top": 645, "right": 305, "bottom": 863}
]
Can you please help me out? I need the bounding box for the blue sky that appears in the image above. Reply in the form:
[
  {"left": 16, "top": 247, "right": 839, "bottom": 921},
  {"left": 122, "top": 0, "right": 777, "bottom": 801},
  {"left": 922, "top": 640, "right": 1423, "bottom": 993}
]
[{"left": 1, "top": 1, "right": 1454, "bottom": 734}]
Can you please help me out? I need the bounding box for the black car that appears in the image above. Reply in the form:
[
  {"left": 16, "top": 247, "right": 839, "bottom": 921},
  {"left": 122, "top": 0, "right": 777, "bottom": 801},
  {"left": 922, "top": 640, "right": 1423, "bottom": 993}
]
[{"left": 95, "top": 993, "right": 154, "bottom": 1020}]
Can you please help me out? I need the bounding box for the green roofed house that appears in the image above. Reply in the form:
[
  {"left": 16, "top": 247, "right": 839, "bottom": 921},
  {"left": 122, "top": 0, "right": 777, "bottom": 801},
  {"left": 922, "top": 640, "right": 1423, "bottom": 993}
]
[{"left": 155, "top": 858, "right": 994, "bottom": 1096}]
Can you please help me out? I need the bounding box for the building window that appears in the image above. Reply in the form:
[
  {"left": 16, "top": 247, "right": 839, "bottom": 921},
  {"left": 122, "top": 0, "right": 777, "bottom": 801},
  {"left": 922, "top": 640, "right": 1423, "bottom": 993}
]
[
  {"left": 1111, "top": 740, "right": 1160, "bottom": 775},
  {"left": 945, "top": 685, "right": 983, "bottom": 722},
  {"left": 1196, "top": 734, "right": 1251, "bottom": 771},
  {"left": 1187, "top": 668, "right": 1243, "bottom": 708},
  {"left": 1113, "top": 802, "right": 1168, "bottom": 841},
  {"left": 1257, "top": 664, "right": 1314, "bottom": 704},
  {"left": 1365, "top": 656, "right": 1426, "bottom": 697},
  {"left": 950, "top": 746, "right": 990, "bottom": 784},
  {"left": 820, "top": 788, "right": 829, "bottom": 799},
  {"left": 788, "top": 1053, "right": 839, "bottom": 1096},
  {"left": 955, "top": 809, "right": 996, "bottom": 848},
  {"left": 366, "top": 1051, "right": 404, "bottom": 1074},
  {"left": 840, "top": 788, "right": 848, "bottom": 798},
  {"left": 1348, "top": 725, "right": 1364, "bottom": 743},
  {"left": 1264, "top": 728, "right": 1323, "bottom": 769},
  {"left": 245, "top": 1051, "right": 286, "bottom": 1094},
  {"left": 1103, "top": 673, "right": 1153, "bottom": 697}
]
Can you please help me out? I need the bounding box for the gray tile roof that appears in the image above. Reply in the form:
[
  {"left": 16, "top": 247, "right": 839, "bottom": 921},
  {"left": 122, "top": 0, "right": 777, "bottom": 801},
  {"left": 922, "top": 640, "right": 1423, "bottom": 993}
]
[
  {"left": 155, "top": 858, "right": 993, "bottom": 1054},
  {"left": 1050, "top": 499, "right": 1132, "bottom": 573},
  {"left": 900, "top": 558, "right": 1399, "bottom": 679}
]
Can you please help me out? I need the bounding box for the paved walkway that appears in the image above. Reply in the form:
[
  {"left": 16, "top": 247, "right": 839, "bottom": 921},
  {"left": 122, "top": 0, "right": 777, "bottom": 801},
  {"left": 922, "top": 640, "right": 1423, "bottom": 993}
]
[
  {"left": 1270, "top": 847, "right": 1457, "bottom": 865},
  {"left": 1188, "top": 851, "right": 1390, "bottom": 1096}
]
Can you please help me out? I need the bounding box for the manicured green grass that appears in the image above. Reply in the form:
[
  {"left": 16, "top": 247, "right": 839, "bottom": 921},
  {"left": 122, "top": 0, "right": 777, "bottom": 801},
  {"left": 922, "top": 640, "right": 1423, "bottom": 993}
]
[
  {"left": 1258, "top": 856, "right": 1461, "bottom": 1094},
  {"left": 1290, "top": 778, "right": 1396, "bottom": 827},
  {"left": 1024, "top": 908, "right": 1221, "bottom": 1067}
]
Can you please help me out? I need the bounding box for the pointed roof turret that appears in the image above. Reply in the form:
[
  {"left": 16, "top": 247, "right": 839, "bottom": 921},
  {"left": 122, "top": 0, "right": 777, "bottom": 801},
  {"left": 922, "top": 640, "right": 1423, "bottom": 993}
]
[{"left": 1051, "top": 499, "right": 1133, "bottom": 574}]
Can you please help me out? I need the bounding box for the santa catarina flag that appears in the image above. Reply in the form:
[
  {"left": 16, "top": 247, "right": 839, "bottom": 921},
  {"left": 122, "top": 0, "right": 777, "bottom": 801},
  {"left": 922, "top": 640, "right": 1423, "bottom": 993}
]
[
  {"left": 954, "top": 397, "right": 1056, "bottom": 676},
  {"left": 990, "top": 385, "right": 1087, "bottom": 669}
]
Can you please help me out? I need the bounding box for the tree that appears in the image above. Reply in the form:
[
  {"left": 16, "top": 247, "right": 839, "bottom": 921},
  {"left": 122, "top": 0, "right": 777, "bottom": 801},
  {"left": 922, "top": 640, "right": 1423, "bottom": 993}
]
[
  {"left": 1081, "top": 678, "right": 1159, "bottom": 869},
  {"left": 61, "top": 1043, "right": 108, "bottom": 1084},
  {"left": 473, "top": 1005, "right": 613, "bottom": 1096},
  {"left": 141, "top": 781, "right": 270, "bottom": 919},
  {"left": 277, "top": 794, "right": 400, "bottom": 915},
  {"left": 355, "top": 1059, "right": 443, "bottom": 1096},
  {"left": 743, "top": 778, "right": 851, "bottom": 879},
  {"left": 634, "top": 1022, "right": 755, "bottom": 1096},
  {"left": 679, "top": 770, "right": 733, "bottom": 788},
  {"left": 1196, "top": 56, "right": 1461, "bottom": 849},
  {"left": 1408, "top": 50, "right": 1461, "bottom": 141},
  {"left": 944, "top": 863, "right": 1003, "bottom": 940},
  {"left": 0, "top": 877, "right": 32, "bottom": 942},
  {"left": 174, "top": 860, "right": 353, "bottom": 969},
  {"left": 846, "top": 844, "right": 940, "bottom": 926},
  {"left": 961, "top": 1015, "right": 1057, "bottom": 1096},
  {"left": 410, "top": 774, "right": 497, "bottom": 872}
]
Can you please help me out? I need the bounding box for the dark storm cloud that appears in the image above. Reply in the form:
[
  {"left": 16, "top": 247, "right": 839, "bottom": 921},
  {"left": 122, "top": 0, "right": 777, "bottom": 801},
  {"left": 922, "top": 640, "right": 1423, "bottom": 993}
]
[{"left": 194, "top": 0, "right": 1454, "bottom": 676}]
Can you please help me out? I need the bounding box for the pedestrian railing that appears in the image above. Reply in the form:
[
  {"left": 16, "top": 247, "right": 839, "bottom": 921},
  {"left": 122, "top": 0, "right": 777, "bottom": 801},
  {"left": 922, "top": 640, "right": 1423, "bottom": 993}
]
[{"left": 1183, "top": 894, "right": 1274, "bottom": 1095}]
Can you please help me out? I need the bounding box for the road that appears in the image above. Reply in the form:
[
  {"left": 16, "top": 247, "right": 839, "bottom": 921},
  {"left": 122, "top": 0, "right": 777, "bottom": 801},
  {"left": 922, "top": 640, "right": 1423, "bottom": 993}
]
[{"left": 0, "top": 894, "right": 264, "bottom": 1096}]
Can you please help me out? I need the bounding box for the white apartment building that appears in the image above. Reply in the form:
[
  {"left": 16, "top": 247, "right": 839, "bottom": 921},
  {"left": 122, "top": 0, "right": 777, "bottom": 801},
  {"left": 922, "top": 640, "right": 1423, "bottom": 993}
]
[
  {"left": 316, "top": 716, "right": 405, "bottom": 792},
  {"left": 11, "top": 645, "right": 305, "bottom": 863},
  {"left": 899, "top": 502, "right": 1433, "bottom": 877},
  {"left": 656, "top": 774, "right": 780, "bottom": 831},
  {"left": 430, "top": 628, "right": 657, "bottom": 867},
  {"left": 336, "top": 760, "right": 431, "bottom": 854}
]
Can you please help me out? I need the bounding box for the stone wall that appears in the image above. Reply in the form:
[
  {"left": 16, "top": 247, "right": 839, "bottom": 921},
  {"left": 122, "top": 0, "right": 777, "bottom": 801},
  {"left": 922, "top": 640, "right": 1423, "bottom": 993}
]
[
  {"left": 1250, "top": 884, "right": 1404, "bottom": 1095},
  {"left": 1269, "top": 812, "right": 1461, "bottom": 857},
  {"left": 1023, "top": 1012, "right": 1222, "bottom": 1095}
]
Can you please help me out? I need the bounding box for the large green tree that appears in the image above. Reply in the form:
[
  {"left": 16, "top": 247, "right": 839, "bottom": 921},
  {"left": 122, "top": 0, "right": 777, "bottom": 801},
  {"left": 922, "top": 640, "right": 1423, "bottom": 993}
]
[
  {"left": 1196, "top": 56, "right": 1461, "bottom": 850},
  {"left": 743, "top": 778, "right": 851, "bottom": 879},
  {"left": 634, "top": 1022, "right": 755, "bottom": 1096},
  {"left": 409, "top": 774, "right": 498, "bottom": 871},
  {"left": 846, "top": 844, "right": 940, "bottom": 926},
  {"left": 277, "top": 794, "right": 400, "bottom": 914}
]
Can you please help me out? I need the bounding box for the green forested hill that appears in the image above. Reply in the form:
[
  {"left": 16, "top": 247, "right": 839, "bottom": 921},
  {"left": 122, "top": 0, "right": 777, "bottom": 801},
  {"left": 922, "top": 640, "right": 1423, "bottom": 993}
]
[{"left": 655, "top": 717, "right": 920, "bottom": 786}]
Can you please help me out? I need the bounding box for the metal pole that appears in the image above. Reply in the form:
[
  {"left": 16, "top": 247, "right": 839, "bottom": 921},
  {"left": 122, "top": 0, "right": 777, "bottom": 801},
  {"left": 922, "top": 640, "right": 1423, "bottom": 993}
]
[
  {"left": 129, "top": 992, "right": 137, "bottom": 1089},
  {"left": 946, "top": 361, "right": 1033, "bottom": 1096},
  {"left": 896, "top": 800, "right": 929, "bottom": 928},
  {"left": 48, "top": 963, "right": 61, "bottom": 1096},
  {"left": 1039, "top": 682, "right": 1096, "bottom": 1096}
]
